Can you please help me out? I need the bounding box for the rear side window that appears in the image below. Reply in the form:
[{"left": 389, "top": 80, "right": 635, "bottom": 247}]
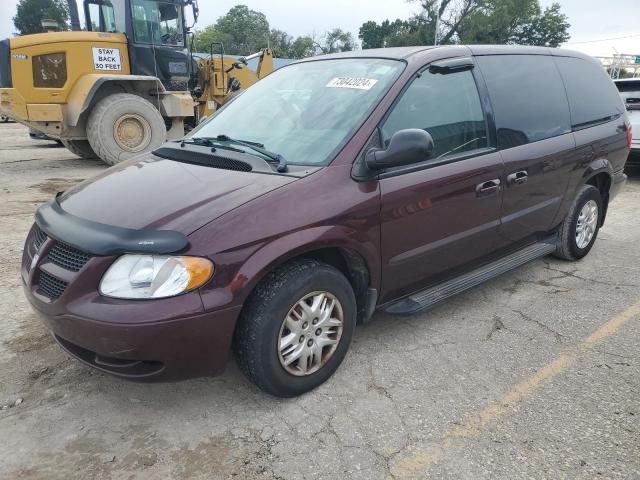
[
  {"left": 381, "top": 69, "right": 488, "bottom": 161},
  {"left": 476, "top": 55, "right": 571, "bottom": 149},
  {"left": 555, "top": 56, "right": 625, "bottom": 129},
  {"left": 615, "top": 80, "right": 640, "bottom": 111},
  {"left": 615, "top": 80, "right": 640, "bottom": 93}
]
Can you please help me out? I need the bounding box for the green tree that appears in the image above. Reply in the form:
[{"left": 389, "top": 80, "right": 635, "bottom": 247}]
[
  {"left": 290, "top": 36, "right": 315, "bottom": 59},
  {"left": 192, "top": 4, "right": 351, "bottom": 59},
  {"left": 360, "top": 19, "right": 424, "bottom": 49},
  {"left": 13, "top": 0, "right": 69, "bottom": 35},
  {"left": 314, "top": 28, "right": 356, "bottom": 54},
  {"left": 457, "top": 0, "right": 540, "bottom": 44},
  {"left": 269, "top": 28, "right": 293, "bottom": 58},
  {"left": 358, "top": 0, "right": 570, "bottom": 48},
  {"left": 192, "top": 25, "right": 233, "bottom": 54},
  {"left": 214, "top": 5, "right": 270, "bottom": 55},
  {"left": 359, "top": 20, "right": 386, "bottom": 49},
  {"left": 513, "top": 3, "right": 570, "bottom": 47}
]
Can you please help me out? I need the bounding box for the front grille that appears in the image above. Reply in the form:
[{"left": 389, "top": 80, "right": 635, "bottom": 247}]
[
  {"left": 33, "top": 225, "right": 47, "bottom": 252},
  {"left": 48, "top": 242, "right": 92, "bottom": 272},
  {"left": 28, "top": 223, "right": 95, "bottom": 301},
  {"left": 38, "top": 271, "right": 68, "bottom": 300}
]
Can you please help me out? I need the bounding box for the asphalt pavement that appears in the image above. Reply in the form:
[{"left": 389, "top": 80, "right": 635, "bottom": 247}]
[{"left": 0, "top": 123, "right": 638, "bottom": 479}]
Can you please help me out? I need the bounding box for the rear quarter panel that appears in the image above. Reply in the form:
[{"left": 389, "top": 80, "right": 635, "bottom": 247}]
[{"left": 551, "top": 118, "right": 629, "bottom": 227}]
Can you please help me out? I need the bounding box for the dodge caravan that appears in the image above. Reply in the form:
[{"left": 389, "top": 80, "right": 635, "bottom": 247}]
[{"left": 22, "top": 45, "right": 629, "bottom": 397}]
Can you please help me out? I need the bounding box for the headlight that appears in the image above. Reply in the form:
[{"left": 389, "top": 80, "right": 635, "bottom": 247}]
[{"left": 99, "top": 255, "right": 214, "bottom": 299}]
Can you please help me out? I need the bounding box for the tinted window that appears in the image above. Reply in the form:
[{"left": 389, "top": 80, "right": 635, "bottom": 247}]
[
  {"left": 476, "top": 55, "right": 571, "bottom": 149},
  {"left": 381, "top": 69, "right": 487, "bottom": 161},
  {"left": 555, "top": 56, "right": 625, "bottom": 128}
]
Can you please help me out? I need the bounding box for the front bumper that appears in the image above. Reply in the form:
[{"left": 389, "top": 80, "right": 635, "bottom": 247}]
[
  {"left": 27, "top": 290, "right": 241, "bottom": 381},
  {"left": 22, "top": 223, "right": 241, "bottom": 381}
]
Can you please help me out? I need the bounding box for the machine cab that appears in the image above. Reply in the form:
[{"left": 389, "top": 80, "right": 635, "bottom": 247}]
[{"left": 84, "top": 0, "right": 196, "bottom": 90}]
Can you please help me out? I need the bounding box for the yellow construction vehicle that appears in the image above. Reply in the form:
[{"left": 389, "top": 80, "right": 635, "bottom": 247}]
[{"left": 0, "top": 0, "right": 274, "bottom": 165}]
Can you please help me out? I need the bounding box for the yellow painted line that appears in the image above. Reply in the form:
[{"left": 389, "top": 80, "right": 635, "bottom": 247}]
[{"left": 390, "top": 301, "right": 640, "bottom": 478}]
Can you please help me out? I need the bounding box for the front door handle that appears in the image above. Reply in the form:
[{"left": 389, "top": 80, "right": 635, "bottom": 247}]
[
  {"left": 476, "top": 179, "right": 501, "bottom": 197},
  {"left": 507, "top": 170, "right": 528, "bottom": 185}
]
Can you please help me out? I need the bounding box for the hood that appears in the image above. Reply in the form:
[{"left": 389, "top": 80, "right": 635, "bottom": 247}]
[
  {"left": 58, "top": 154, "right": 297, "bottom": 234},
  {"left": 10, "top": 31, "right": 127, "bottom": 49}
]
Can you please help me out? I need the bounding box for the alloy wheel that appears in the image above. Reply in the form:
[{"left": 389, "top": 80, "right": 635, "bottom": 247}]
[
  {"left": 575, "top": 199, "right": 598, "bottom": 249},
  {"left": 278, "top": 291, "right": 344, "bottom": 376}
]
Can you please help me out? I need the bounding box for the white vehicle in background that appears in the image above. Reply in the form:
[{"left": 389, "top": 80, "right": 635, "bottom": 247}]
[{"left": 615, "top": 78, "right": 640, "bottom": 163}]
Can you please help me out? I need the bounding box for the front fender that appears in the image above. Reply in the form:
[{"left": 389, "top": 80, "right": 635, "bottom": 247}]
[
  {"left": 198, "top": 225, "right": 381, "bottom": 311},
  {"left": 64, "top": 74, "right": 166, "bottom": 126}
]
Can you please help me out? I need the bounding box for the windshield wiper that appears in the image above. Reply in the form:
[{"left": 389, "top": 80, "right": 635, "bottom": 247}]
[
  {"left": 180, "top": 137, "right": 245, "bottom": 153},
  {"left": 215, "top": 134, "right": 288, "bottom": 172},
  {"left": 181, "top": 137, "right": 215, "bottom": 147}
]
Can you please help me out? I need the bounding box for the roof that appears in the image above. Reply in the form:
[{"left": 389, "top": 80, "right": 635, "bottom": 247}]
[
  {"left": 297, "top": 45, "right": 596, "bottom": 63},
  {"left": 297, "top": 46, "right": 439, "bottom": 62}
]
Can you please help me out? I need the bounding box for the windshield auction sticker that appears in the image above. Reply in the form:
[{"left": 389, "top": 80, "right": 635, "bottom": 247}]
[
  {"left": 326, "top": 77, "right": 379, "bottom": 90},
  {"left": 92, "top": 47, "right": 122, "bottom": 71}
]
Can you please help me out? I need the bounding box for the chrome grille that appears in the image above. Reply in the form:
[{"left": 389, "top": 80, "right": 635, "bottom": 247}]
[
  {"left": 38, "top": 271, "right": 68, "bottom": 300},
  {"left": 28, "top": 223, "right": 93, "bottom": 301},
  {"left": 33, "top": 225, "right": 47, "bottom": 252},
  {"left": 48, "top": 242, "right": 92, "bottom": 272}
]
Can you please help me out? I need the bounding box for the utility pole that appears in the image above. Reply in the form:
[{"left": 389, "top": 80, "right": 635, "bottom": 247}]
[{"left": 434, "top": 0, "right": 441, "bottom": 45}]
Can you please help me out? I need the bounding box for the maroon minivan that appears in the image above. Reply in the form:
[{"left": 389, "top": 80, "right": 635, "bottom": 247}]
[{"left": 22, "top": 45, "right": 629, "bottom": 397}]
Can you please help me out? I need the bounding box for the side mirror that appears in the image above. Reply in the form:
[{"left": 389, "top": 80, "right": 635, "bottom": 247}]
[{"left": 365, "top": 129, "right": 434, "bottom": 170}]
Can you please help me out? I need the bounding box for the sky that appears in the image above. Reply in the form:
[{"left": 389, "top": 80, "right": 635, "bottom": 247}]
[{"left": 1, "top": 0, "right": 639, "bottom": 58}]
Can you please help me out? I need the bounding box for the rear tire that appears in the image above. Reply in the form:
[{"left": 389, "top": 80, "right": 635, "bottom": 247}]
[
  {"left": 61, "top": 139, "right": 97, "bottom": 159},
  {"left": 553, "top": 184, "right": 603, "bottom": 261},
  {"left": 86, "top": 93, "right": 166, "bottom": 166},
  {"left": 234, "top": 259, "right": 357, "bottom": 398}
]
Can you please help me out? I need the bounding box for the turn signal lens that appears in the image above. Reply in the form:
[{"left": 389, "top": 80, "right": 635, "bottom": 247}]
[{"left": 184, "top": 256, "right": 215, "bottom": 290}]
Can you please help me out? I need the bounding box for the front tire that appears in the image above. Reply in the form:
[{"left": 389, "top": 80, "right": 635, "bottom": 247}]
[
  {"left": 234, "top": 259, "right": 357, "bottom": 397},
  {"left": 86, "top": 93, "right": 166, "bottom": 166},
  {"left": 554, "top": 184, "right": 603, "bottom": 260},
  {"left": 61, "top": 139, "right": 97, "bottom": 159}
]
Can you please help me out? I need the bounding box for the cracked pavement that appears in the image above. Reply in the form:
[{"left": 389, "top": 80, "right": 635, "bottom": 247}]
[{"left": 1, "top": 123, "right": 639, "bottom": 479}]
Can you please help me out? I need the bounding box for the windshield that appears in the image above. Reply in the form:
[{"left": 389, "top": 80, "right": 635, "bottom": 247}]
[
  {"left": 86, "top": 0, "right": 126, "bottom": 33},
  {"left": 131, "top": 0, "right": 185, "bottom": 46},
  {"left": 189, "top": 58, "right": 405, "bottom": 166}
]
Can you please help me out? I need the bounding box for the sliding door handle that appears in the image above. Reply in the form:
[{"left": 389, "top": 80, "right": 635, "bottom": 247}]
[
  {"left": 507, "top": 170, "right": 528, "bottom": 185},
  {"left": 476, "top": 179, "right": 501, "bottom": 197}
]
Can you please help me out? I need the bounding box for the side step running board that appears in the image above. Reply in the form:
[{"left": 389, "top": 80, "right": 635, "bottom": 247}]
[{"left": 384, "top": 238, "right": 558, "bottom": 316}]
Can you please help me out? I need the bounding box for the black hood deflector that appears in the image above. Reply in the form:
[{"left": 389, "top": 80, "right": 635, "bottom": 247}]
[{"left": 35, "top": 198, "right": 189, "bottom": 256}]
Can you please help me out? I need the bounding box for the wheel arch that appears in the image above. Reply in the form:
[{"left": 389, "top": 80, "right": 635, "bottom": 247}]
[
  {"left": 552, "top": 158, "right": 615, "bottom": 233},
  {"left": 225, "top": 227, "right": 380, "bottom": 325},
  {"left": 65, "top": 74, "right": 166, "bottom": 128},
  {"left": 582, "top": 160, "right": 613, "bottom": 227}
]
